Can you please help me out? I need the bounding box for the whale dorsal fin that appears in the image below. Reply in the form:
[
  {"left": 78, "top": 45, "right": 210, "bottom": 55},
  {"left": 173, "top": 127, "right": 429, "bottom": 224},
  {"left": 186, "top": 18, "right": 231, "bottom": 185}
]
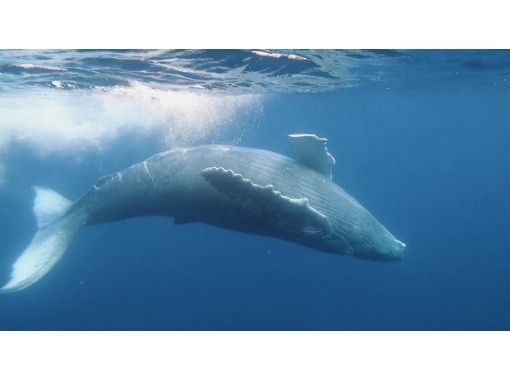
[
  {"left": 201, "top": 167, "right": 332, "bottom": 237},
  {"left": 288, "top": 134, "right": 336, "bottom": 180}
]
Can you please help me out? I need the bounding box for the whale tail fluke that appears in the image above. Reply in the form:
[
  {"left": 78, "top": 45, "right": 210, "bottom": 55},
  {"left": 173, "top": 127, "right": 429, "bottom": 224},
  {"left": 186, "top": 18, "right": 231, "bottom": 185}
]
[{"left": 1, "top": 187, "right": 86, "bottom": 293}]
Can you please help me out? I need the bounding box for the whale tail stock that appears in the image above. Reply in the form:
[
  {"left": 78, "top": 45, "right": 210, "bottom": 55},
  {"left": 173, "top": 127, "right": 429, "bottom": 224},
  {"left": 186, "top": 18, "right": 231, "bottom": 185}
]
[{"left": 1, "top": 187, "right": 86, "bottom": 293}]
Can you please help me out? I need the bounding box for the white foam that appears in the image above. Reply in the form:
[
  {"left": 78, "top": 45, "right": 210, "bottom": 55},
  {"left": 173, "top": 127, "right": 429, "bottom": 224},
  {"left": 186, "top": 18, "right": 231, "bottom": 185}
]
[
  {"left": 251, "top": 50, "right": 308, "bottom": 61},
  {"left": 0, "top": 82, "right": 263, "bottom": 155},
  {"left": 14, "top": 63, "right": 67, "bottom": 72},
  {"left": 51, "top": 80, "right": 63, "bottom": 88},
  {"left": 51, "top": 81, "right": 76, "bottom": 89}
]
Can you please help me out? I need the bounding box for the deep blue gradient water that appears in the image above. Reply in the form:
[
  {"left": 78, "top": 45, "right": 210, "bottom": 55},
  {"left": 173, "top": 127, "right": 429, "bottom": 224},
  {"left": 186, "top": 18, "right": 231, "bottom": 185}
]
[{"left": 0, "top": 50, "right": 509, "bottom": 330}]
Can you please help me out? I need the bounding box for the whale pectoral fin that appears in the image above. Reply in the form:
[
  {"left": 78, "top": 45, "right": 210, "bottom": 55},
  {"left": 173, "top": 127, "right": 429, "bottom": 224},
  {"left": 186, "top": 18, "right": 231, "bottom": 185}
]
[
  {"left": 288, "top": 133, "right": 336, "bottom": 180},
  {"left": 201, "top": 167, "right": 332, "bottom": 236}
]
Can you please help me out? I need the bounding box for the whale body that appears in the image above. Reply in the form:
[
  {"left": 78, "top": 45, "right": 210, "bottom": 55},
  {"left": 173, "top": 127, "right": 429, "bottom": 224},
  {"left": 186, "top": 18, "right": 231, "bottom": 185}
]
[{"left": 1, "top": 134, "right": 406, "bottom": 292}]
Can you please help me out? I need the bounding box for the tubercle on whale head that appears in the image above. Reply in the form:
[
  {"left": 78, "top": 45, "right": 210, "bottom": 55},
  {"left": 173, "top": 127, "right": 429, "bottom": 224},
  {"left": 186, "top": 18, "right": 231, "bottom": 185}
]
[
  {"left": 378, "top": 237, "right": 406, "bottom": 261},
  {"left": 353, "top": 236, "right": 407, "bottom": 261},
  {"left": 392, "top": 238, "right": 407, "bottom": 258},
  {"left": 396, "top": 239, "right": 407, "bottom": 250}
]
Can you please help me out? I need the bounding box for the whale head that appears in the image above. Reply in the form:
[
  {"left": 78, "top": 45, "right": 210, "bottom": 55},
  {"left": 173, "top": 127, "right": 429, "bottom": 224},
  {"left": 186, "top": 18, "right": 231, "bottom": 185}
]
[{"left": 340, "top": 217, "right": 406, "bottom": 261}]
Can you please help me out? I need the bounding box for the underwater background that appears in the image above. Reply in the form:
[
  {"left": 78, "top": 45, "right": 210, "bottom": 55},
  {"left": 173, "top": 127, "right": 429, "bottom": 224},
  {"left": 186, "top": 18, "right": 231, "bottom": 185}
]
[{"left": 0, "top": 49, "right": 509, "bottom": 330}]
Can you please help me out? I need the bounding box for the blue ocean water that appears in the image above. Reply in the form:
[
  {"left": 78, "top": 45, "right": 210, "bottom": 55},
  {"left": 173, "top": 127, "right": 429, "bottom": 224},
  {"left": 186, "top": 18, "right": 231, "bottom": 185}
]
[{"left": 0, "top": 50, "right": 509, "bottom": 330}]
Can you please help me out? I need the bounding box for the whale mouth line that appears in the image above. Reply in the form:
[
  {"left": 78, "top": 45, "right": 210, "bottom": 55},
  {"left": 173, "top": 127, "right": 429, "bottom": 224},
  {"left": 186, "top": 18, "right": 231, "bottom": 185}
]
[{"left": 354, "top": 245, "right": 406, "bottom": 261}]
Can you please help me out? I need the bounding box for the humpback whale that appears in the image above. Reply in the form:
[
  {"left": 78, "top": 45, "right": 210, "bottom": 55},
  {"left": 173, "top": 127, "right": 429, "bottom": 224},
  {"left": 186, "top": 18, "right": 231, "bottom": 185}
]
[{"left": 1, "top": 134, "right": 406, "bottom": 292}]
